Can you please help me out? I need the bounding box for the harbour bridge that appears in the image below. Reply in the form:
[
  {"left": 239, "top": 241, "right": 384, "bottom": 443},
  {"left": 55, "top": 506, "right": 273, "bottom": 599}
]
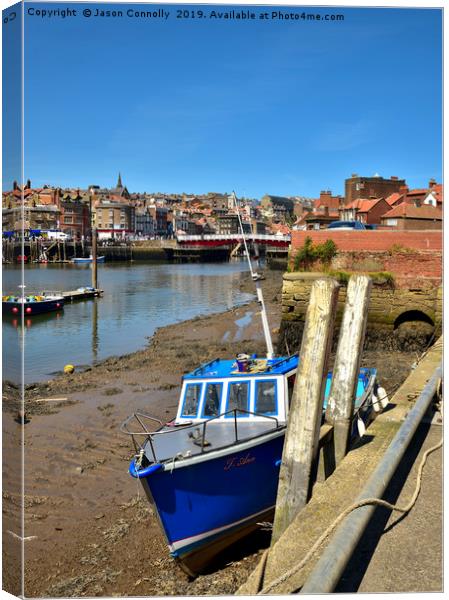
[{"left": 175, "top": 233, "right": 291, "bottom": 248}]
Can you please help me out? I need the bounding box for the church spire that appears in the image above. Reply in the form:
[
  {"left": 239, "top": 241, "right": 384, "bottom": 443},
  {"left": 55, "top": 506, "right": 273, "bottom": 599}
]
[{"left": 117, "top": 172, "right": 123, "bottom": 189}]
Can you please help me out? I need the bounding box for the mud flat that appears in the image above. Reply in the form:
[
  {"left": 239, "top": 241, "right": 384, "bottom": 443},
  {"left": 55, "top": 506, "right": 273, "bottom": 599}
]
[{"left": 2, "top": 271, "right": 420, "bottom": 597}]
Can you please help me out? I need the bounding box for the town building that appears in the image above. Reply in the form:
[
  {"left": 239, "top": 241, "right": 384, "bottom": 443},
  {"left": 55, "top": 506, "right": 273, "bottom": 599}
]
[
  {"left": 216, "top": 213, "right": 251, "bottom": 234},
  {"left": 59, "top": 190, "right": 91, "bottom": 239},
  {"left": 345, "top": 174, "right": 406, "bottom": 204},
  {"left": 93, "top": 199, "right": 135, "bottom": 239},
  {"left": 339, "top": 197, "right": 391, "bottom": 225},
  {"left": 260, "top": 195, "right": 295, "bottom": 221},
  {"left": 135, "top": 208, "right": 156, "bottom": 238},
  {"left": 380, "top": 203, "right": 442, "bottom": 230}
]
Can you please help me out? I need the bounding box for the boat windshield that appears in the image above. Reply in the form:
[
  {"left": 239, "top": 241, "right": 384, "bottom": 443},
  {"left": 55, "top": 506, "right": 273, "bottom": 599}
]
[
  {"left": 181, "top": 383, "right": 202, "bottom": 417},
  {"left": 201, "top": 382, "right": 222, "bottom": 418},
  {"left": 225, "top": 381, "right": 250, "bottom": 417},
  {"left": 255, "top": 379, "right": 277, "bottom": 415}
]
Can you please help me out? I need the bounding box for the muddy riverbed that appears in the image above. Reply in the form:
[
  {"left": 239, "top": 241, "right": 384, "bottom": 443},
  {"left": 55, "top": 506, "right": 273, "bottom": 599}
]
[{"left": 2, "top": 271, "right": 419, "bottom": 597}]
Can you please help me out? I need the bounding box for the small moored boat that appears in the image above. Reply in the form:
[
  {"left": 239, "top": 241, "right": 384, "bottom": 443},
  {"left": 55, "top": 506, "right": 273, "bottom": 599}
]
[
  {"left": 71, "top": 255, "right": 105, "bottom": 264},
  {"left": 122, "top": 354, "right": 379, "bottom": 576},
  {"left": 2, "top": 293, "right": 64, "bottom": 315}
]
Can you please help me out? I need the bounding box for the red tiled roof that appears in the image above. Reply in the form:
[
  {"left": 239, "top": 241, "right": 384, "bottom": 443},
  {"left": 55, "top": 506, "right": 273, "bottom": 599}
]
[
  {"left": 313, "top": 197, "right": 341, "bottom": 210},
  {"left": 270, "top": 223, "right": 291, "bottom": 234},
  {"left": 385, "top": 192, "right": 403, "bottom": 206},
  {"left": 382, "top": 203, "right": 442, "bottom": 220},
  {"left": 37, "top": 196, "right": 56, "bottom": 205},
  {"left": 407, "top": 189, "right": 428, "bottom": 195},
  {"left": 344, "top": 198, "right": 383, "bottom": 212}
]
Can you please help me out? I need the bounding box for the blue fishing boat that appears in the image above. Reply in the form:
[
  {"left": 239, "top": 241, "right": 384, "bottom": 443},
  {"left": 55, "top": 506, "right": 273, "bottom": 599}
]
[{"left": 123, "top": 355, "right": 380, "bottom": 575}]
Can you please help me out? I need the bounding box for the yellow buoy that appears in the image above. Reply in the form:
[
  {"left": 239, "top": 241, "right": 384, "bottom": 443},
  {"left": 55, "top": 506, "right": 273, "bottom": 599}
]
[{"left": 64, "top": 364, "right": 75, "bottom": 374}]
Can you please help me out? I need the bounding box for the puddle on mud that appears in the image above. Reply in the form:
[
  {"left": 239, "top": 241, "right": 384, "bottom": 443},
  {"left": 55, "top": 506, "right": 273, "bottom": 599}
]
[
  {"left": 235, "top": 311, "right": 253, "bottom": 329},
  {"left": 234, "top": 311, "right": 254, "bottom": 341}
]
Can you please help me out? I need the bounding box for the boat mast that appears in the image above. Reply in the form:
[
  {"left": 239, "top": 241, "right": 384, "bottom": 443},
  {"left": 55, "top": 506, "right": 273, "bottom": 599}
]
[{"left": 232, "top": 191, "right": 274, "bottom": 359}]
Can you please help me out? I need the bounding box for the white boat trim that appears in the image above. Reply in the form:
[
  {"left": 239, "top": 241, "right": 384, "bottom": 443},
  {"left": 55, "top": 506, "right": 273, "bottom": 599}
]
[{"left": 168, "top": 504, "right": 275, "bottom": 552}]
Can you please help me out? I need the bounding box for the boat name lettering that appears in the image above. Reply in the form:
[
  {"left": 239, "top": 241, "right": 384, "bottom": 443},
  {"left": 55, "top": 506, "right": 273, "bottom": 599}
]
[{"left": 224, "top": 453, "right": 255, "bottom": 471}]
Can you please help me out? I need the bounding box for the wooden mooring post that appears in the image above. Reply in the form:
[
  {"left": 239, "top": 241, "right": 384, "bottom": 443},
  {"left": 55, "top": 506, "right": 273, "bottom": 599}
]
[
  {"left": 271, "top": 277, "right": 339, "bottom": 544},
  {"left": 324, "top": 275, "right": 372, "bottom": 467},
  {"left": 91, "top": 228, "right": 98, "bottom": 289}
]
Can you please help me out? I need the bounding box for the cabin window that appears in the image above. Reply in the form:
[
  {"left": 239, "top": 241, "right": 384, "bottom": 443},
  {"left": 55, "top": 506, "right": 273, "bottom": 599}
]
[
  {"left": 255, "top": 380, "right": 278, "bottom": 415},
  {"left": 225, "top": 381, "right": 250, "bottom": 417},
  {"left": 202, "top": 383, "right": 222, "bottom": 418},
  {"left": 181, "top": 383, "right": 202, "bottom": 418}
]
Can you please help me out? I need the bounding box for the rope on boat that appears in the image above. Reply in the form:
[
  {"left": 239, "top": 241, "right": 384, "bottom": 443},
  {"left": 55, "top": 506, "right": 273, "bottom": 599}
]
[{"left": 256, "top": 395, "right": 443, "bottom": 595}]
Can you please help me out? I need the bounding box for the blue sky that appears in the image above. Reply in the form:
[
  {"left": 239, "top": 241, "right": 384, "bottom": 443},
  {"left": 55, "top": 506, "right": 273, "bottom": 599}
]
[{"left": 4, "top": 2, "right": 443, "bottom": 197}]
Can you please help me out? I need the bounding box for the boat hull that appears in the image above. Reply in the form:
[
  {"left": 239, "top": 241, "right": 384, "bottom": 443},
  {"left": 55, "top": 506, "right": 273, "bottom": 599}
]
[
  {"left": 71, "top": 256, "right": 105, "bottom": 264},
  {"left": 138, "top": 431, "right": 284, "bottom": 574},
  {"left": 2, "top": 298, "right": 64, "bottom": 315}
]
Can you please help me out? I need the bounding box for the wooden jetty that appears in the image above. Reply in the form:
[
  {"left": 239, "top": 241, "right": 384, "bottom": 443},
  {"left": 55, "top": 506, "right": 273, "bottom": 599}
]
[
  {"left": 61, "top": 288, "right": 103, "bottom": 302},
  {"left": 38, "top": 288, "right": 103, "bottom": 302}
]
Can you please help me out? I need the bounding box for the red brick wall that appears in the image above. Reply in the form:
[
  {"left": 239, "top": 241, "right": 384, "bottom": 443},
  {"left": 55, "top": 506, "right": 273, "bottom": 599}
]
[
  {"left": 291, "top": 230, "right": 442, "bottom": 284},
  {"left": 291, "top": 230, "right": 442, "bottom": 252},
  {"left": 336, "top": 251, "right": 442, "bottom": 280},
  {"left": 383, "top": 252, "right": 442, "bottom": 279}
]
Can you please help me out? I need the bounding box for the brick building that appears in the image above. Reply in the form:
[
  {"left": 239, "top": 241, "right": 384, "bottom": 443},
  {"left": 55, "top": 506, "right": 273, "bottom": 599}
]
[
  {"left": 339, "top": 197, "right": 391, "bottom": 225},
  {"left": 380, "top": 203, "right": 442, "bottom": 230},
  {"left": 59, "top": 191, "right": 90, "bottom": 239},
  {"left": 345, "top": 174, "right": 406, "bottom": 204}
]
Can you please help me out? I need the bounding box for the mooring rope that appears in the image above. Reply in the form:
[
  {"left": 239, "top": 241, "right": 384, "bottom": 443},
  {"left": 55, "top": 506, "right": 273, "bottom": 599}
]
[{"left": 257, "top": 400, "right": 443, "bottom": 595}]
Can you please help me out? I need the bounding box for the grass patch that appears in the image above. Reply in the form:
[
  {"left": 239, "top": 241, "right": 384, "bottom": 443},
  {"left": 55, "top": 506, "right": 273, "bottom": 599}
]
[
  {"left": 388, "top": 243, "right": 416, "bottom": 255},
  {"left": 327, "top": 270, "right": 395, "bottom": 287},
  {"left": 101, "top": 387, "right": 123, "bottom": 396}
]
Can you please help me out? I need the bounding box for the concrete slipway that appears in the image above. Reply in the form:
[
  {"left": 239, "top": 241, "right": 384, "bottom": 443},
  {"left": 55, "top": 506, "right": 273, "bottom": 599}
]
[{"left": 238, "top": 337, "right": 443, "bottom": 595}]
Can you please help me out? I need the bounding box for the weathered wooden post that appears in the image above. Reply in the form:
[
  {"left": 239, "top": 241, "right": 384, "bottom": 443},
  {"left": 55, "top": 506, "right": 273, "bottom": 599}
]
[
  {"left": 325, "top": 275, "right": 372, "bottom": 466},
  {"left": 91, "top": 227, "right": 98, "bottom": 290},
  {"left": 271, "top": 277, "right": 340, "bottom": 544}
]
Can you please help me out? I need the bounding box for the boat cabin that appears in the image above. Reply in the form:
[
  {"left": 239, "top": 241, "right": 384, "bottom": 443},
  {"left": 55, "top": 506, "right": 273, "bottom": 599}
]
[{"left": 175, "top": 355, "right": 298, "bottom": 425}]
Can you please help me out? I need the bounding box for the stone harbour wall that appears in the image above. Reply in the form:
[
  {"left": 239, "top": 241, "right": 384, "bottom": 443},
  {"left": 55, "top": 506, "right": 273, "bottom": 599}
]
[{"left": 278, "top": 272, "right": 442, "bottom": 353}]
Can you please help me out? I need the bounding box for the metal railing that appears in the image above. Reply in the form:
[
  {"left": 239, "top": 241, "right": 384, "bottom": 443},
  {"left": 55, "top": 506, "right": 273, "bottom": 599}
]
[
  {"left": 176, "top": 233, "right": 291, "bottom": 243},
  {"left": 120, "top": 409, "right": 281, "bottom": 464}
]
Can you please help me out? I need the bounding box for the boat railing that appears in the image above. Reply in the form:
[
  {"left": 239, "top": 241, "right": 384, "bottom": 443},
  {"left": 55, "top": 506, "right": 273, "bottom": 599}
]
[
  {"left": 121, "top": 409, "right": 281, "bottom": 463},
  {"left": 120, "top": 412, "right": 165, "bottom": 456}
]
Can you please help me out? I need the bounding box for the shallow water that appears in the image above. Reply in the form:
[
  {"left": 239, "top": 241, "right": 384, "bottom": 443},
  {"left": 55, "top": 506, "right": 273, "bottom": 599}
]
[{"left": 2, "top": 261, "right": 254, "bottom": 383}]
